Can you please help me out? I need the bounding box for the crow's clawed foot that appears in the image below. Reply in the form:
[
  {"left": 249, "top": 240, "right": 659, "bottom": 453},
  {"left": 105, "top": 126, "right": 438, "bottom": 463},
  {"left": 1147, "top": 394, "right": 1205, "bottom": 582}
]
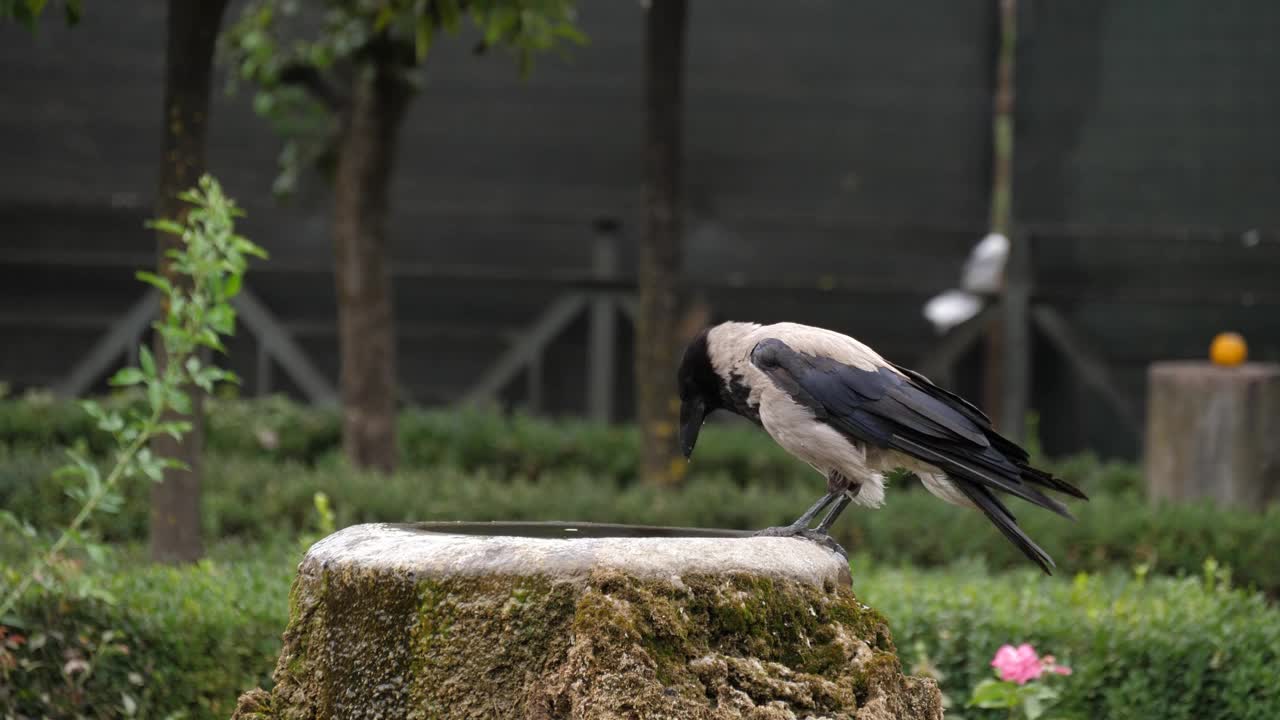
[
  {"left": 797, "top": 529, "right": 848, "bottom": 558},
  {"left": 752, "top": 526, "right": 848, "bottom": 558}
]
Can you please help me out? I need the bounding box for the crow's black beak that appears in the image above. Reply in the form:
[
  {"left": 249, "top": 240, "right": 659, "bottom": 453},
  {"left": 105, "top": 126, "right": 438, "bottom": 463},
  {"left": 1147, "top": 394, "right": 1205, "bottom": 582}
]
[{"left": 679, "top": 398, "right": 706, "bottom": 459}]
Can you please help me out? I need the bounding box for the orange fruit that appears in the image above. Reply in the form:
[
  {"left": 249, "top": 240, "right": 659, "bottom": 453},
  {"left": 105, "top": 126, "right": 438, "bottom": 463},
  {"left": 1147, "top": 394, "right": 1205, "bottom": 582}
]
[{"left": 1210, "top": 332, "right": 1247, "bottom": 366}]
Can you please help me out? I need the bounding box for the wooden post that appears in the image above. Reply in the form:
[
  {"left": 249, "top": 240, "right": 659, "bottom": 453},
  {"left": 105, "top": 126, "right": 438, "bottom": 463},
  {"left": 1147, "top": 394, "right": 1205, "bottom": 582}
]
[
  {"left": 1144, "top": 362, "right": 1280, "bottom": 509},
  {"left": 999, "top": 232, "right": 1031, "bottom": 442}
]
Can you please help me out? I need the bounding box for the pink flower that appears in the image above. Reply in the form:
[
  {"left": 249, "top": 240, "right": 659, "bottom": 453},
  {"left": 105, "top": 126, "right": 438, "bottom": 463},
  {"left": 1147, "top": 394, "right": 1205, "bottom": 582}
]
[
  {"left": 991, "top": 643, "right": 1045, "bottom": 684},
  {"left": 991, "top": 645, "right": 1073, "bottom": 685}
]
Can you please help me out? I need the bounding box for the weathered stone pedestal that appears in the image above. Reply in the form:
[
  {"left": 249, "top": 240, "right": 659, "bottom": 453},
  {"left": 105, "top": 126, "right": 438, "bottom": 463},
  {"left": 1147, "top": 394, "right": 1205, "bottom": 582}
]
[
  {"left": 232, "top": 521, "right": 941, "bottom": 720},
  {"left": 1144, "top": 362, "right": 1280, "bottom": 509}
]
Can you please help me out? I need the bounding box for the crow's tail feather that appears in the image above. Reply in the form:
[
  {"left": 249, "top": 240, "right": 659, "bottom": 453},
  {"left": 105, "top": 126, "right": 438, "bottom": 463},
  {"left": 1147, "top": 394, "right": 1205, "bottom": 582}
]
[{"left": 955, "top": 481, "right": 1057, "bottom": 575}]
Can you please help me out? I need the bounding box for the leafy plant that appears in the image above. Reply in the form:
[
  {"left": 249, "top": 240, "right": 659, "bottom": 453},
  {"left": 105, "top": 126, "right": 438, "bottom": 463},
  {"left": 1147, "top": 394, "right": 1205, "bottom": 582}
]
[
  {"left": 0, "top": 546, "right": 292, "bottom": 719},
  {"left": 219, "top": 0, "right": 586, "bottom": 197},
  {"left": 0, "top": 175, "right": 265, "bottom": 623},
  {"left": 4, "top": 538, "right": 1278, "bottom": 720},
  {"left": 861, "top": 562, "right": 1280, "bottom": 720},
  {"left": 968, "top": 643, "right": 1072, "bottom": 719}
]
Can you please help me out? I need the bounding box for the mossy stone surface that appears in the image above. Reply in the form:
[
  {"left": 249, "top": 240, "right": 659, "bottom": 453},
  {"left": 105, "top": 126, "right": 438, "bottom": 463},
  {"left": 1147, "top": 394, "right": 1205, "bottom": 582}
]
[{"left": 233, "top": 522, "right": 941, "bottom": 720}]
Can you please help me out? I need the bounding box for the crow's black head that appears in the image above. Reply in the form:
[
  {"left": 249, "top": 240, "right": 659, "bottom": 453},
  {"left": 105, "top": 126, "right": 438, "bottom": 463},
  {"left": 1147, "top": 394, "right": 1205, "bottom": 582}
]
[{"left": 676, "top": 328, "right": 722, "bottom": 459}]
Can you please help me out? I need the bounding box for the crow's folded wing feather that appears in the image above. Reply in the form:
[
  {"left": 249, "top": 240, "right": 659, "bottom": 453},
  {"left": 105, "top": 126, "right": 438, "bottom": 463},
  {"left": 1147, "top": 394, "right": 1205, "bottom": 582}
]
[{"left": 750, "top": 337, "right": 1086, "bottom": 574}]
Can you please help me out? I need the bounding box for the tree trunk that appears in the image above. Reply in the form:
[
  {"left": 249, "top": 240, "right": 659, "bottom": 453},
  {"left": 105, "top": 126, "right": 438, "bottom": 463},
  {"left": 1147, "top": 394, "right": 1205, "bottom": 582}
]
[
  {"left": 333, "top": 61, "right": 411, "bottom": 474},
  {"left": 149, "top": 0, "right": 229, "bottom": 565},
  {"left": 982, "top": 0, "right": 1019, "bottom": 432},
  {"left": 637, "top": 0, "right": 688, "bottom": 486}
]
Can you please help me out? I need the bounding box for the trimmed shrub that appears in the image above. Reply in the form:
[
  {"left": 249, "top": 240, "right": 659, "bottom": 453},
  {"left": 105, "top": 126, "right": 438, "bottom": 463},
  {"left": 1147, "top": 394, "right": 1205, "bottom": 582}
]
[
  {"left": 0, "top": 548, "right": 293, "bottom": 719},
  {"left": 845, "top": 488, "right": 1280, "bottom": 596},
  {"left": 3, "top": 448, "right": 1277, "bottom": 595},
  {"left": 0, "top": 391, "right": 118, "bottom": 455},
  {"left": 860, "top": 561, "right": 1280, "bottom": 720},
  {"left": 0, "top": 394, "right": 1140, "bottom": 495},
  {"left": 3, "top": 543, "right": 1275, "bottom": 720}
]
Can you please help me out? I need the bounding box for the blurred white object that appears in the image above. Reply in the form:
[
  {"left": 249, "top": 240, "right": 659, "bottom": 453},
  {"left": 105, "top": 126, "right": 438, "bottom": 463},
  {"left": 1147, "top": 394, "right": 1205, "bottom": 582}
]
[
  {"left": 921, "top": 231, "right": 1010, "bottom": 334},
  {"left": 923, "top": 289, "right": 984, "bottom": 335},
  {"left": 961, "top": 232, "right": 1009, "bottom": 294}
]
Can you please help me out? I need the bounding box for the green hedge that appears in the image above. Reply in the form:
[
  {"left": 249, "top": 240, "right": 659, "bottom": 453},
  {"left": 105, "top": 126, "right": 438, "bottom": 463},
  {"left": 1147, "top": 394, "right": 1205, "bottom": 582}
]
[
  {"left": 3, "top": 543, "right": 1275, "bottom": 720},
  {"left": 0, "top": 548, "right": 292, "bottom": 719},
  {"left": 0, "top": 393, "right": 1141, "bottom": 495},
  {"left": 860, "top": 562, "right": 1280, "bottom": 720},
  {"left": 3, "top": 446, "right": 1278, "bottom": 596}
]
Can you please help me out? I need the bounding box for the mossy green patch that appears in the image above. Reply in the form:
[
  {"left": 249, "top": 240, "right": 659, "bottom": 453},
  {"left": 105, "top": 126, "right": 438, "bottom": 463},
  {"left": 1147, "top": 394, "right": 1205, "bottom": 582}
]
[{"left": 236, "top": 560, "right": 941, "bottom": 719}]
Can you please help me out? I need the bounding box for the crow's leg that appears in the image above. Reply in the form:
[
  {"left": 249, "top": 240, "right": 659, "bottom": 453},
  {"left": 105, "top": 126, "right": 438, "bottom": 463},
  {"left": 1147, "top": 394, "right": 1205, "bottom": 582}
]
[
  {"left": 801, "top": 481, "right": 861, "bottom": 557},
  {"left": 813, "top": 493, "right": 853, "bottom": 534},
  {"left": 752, "top": 490, "right": 837, "bottom": 538}
]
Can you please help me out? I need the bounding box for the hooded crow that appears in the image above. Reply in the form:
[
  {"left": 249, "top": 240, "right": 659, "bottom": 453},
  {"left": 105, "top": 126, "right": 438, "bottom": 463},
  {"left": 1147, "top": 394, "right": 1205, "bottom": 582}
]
[{"left": 676, "top": 321, "right": 1088, "bottom": 574}]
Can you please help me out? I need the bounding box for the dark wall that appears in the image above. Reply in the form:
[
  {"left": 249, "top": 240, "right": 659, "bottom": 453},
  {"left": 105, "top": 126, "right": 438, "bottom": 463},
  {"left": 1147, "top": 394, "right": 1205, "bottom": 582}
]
[
  {"left": 1011, "top": 0, "right": 1280, "bottom": 457},
  {"left": 1, "top": 1, "right": 1277, "bottom": 462},
  {"left": 1015, "top": 1, "right": 1280, "bottom": 228}
]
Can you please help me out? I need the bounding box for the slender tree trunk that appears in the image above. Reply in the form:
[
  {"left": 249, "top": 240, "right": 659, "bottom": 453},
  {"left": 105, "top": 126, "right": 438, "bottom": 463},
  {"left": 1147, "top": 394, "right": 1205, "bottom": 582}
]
[
  {"left": 637, "top": 0, "right": 688, "bottom": 486},
  {"left": 982, "top": 0, "right": 1019, "bottom": 426},
  {"left": 333, "top": 61, "right": 411, "bottom": 473},
  {"left": 149, "top": 0, "right": 229, "bottom": 564}
]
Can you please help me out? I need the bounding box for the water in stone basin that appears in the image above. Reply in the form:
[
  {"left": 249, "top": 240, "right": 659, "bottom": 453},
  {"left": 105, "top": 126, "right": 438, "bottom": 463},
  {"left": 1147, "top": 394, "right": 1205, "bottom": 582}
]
[{"left": 399, "top": 520, "right": 754, "bottom": 540}]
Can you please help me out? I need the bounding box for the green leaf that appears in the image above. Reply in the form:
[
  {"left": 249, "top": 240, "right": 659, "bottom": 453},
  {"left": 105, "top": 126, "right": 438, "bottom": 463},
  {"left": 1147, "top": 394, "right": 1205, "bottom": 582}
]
[
  {"left": 52, "top": 462, "right": 87, "bottom": 481},
  {"left": 139, "top": 346, "right": 157, "bottom": 377},
  {"left": 198, "top": 328, "right": 227, "bottom": 353},
  {"left": 168, "top": 386, "right": 193, "bottom": 415},
  {"left": 97, "top": 411, "right": 125, "bottom": 434},
  {"left": 415, "top": 13, "right": 434, "bottom": 61},
  {"left": 110, "top": 367, "right": 147, "bottom": 387},
  {"left": 156, "top": 420, "right": 193, "bottom": 440},
  {"left": 241, "top": 241, "right": 268, "bottom": 260},
  {"left": 554, "top": 23, "right": 587, "bottom": 45},
  {"left": 207, "top": 305, "right": 235, "bottom": 335},
  {"left": 223, "top": 272, "right": 243, "bottom": 298},
  {"left": 1020, "top": 683, "right": 1060, "bottom": 720},
  {"left": 147, "top": 379, "right": 164, "bottom": 412},
  {"left": 192, "top": 372, "right": 214, "bottom": 393},
  {"left": 161, "top": 457, "right": 191, "bottom": 473},
  {"left": 169, "top": 296, "right": 187, "bottom": 323},
  {"left": 80, "top": 399, "right": 104, "bottom": 421},
  {"left": 967, "top": 678, "right": 1019, "bottom": 709},
  {"left": 147, "top": 218, "right": 186, "bottom": 237},
  {"left": 252, "top": 90, "right": 276, "bottom": 116},
  {"left": 84, "top": 541, "right": 107, "bottom": 565},
  {"left": 136, "top": 448, "right": 164, "bottom": 482}
]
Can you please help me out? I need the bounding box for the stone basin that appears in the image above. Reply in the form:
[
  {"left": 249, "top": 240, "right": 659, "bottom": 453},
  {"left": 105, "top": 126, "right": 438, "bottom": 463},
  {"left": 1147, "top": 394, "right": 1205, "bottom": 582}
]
[{"left": 232, "top": 521, "right": 942, "bottom": 720}]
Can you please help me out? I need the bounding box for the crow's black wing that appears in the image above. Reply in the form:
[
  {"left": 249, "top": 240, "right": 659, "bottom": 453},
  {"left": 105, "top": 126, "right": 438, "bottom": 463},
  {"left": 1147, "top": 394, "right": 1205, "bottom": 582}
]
[
  {"left": 750, "top": 338, "right": 1086, "bottom": 573},
  {"left": 891, "top": 362, "right": 1087, "bottom": 502}
]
